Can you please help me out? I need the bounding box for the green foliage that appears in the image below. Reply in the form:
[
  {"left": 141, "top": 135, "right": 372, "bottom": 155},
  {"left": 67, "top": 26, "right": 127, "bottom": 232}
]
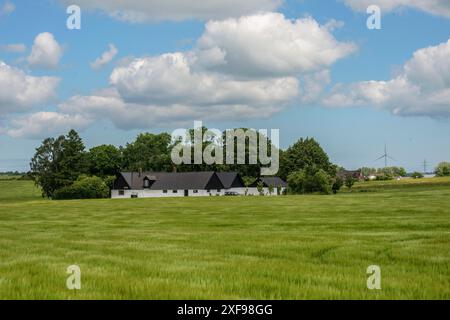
[
  {"left": 376, "top": 174, "right": 394, "bottom": 181},
  {"left": 122, "top": 133, "right": 173, "bottom": 172},
  {"left": 308, "top": 169, "right": 333, "bottom": 195},
  {"left": 435, "top": 162, "right": 450, "bottom": 177},
  {"left": 360, "top": 167, "right": 407, "bottom": 178},
  {"left": 88, "top": 145, "right": 122, "bottom": 177},
  {"left": 411, "top": 172, "right": 424, "bottom": 179},
  {"left": 256, "top": 181, "right": 264, "bottom": 196},
  {"left": 276, "top": 186, "right": 283, "bottom": 196},
  {"left": 287, "top": 170, "right": 306, "bottom": 194},
  {"left": 378, "top": 167, "right": 407, "bottom": 177},
  {"left": 288, "top": 168, "right": 333, "bottom": 195},
  {"left": 220, "top": 128, "right": 279, "bottom": 178},
  {"left": 30, "top": 130, "right": 87, "bottom": 198},
  {"left": 53, "top": 175, "right": 109, "bottom": 200},
  {"left": 268, "top": 184, "right": 275, "bottom": 195},
  {"left": 345, "top": 175, "right": 356, "bottom": 189},
  {"left": 279, "top": 138, "right": 334, "bottom": 181},
  {"left": 332, "top": 177, "right": 344, "bottom": 194},
  {"left": 102, "top": 175, "right": 117, "bottom": 189},
  {"left": 242, "top": 176, "right": 256, "bottom": 187}
]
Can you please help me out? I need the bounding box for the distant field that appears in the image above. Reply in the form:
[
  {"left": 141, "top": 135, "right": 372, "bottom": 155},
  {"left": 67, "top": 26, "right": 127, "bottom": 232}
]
[
  {"left": 0, "top": 175, "right": 23, "bottom": 181},
  {"left": 351, "top": 176, "right": 450, "bottom": 192},
  {"left": 0, "top": 178, "right": 449, "bottom": 299}
]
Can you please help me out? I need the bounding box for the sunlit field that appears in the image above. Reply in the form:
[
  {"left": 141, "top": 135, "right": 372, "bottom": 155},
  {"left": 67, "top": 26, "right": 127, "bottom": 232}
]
[{"left": 0, "top": 178, "right": 449, "bottom": 299}]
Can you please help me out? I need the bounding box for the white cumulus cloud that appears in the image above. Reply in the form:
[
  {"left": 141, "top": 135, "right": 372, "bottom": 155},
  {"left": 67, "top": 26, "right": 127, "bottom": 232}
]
[
  {"left": 6, "top": 112, "right": 92, "bottom": 139},
  {"left": 27, "top": 32, "right": 63, "bottom": 69},
  {"left": 90, "top": 44, "right": 118, "bottom": 70},
  {"left": 0, "top": 61, "right": 60, "bottom": 115},
  {"left": 344, "top": 0, "right": 450, "bottom": 18},
  {"left": 323, "top": 39, "right": 450, "bottom": 118},
  {"left": 5, "top": 12, "right": 356, "bottom": 137},
  {"left": 195, "top": 13, "right": 357, "bottom": 78},
  {"left": 58, "top": 0, "right": 281, "bottom": 22},
  {"left": 110, "top": 52, "right": 299, "bottom": 107}
]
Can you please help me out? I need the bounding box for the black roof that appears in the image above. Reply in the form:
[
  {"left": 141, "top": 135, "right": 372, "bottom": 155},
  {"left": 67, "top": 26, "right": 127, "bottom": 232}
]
[
  {"left": 216, "top": 172, "right": 245, "bottom": 189},
  {"left": 250, "top": 177, "right": 287, "bottom": 188},
  {"left": 118, "top": 172, "right": 224, "bottom": 190}
]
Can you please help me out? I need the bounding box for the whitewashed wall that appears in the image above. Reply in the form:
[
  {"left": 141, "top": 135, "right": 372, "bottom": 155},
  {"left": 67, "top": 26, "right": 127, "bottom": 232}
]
[
  {"left": 111, "top": 187, "right": 285, "bottom": 198},
  {"left": 112, "top": 189, "right": 224, "bottom": 199}
]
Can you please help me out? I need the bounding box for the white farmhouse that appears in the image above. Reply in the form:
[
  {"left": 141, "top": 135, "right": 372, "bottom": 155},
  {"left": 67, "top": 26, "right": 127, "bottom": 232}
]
[
  {"left": 111, "top": 171, "right": 287, "bottom": 199},
  {"left": 112, "top": 171, "right": 226, "bottom": 198},
  {"left": 248, "top": 177, "right": 287, "bottom": 196}
]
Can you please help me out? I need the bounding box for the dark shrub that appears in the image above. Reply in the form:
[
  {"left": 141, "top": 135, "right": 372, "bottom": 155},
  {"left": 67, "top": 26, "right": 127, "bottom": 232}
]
[
  {"left": 376, "top": 174, "right": 393, "bottom": 181},
  {"left": 411, "top": 172, "right": 424, "bottom": 179},
  {"left": 53, "top": 176, "right": 109, "bottom": 200},
  {"left": 332, "top": 176, "right": 344, "bottom": 194}
]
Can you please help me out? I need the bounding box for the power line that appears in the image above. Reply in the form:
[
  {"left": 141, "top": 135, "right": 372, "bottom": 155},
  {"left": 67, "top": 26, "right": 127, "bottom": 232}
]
[{"left": 422, "top": 159, "right": 428, "bottom": 174}]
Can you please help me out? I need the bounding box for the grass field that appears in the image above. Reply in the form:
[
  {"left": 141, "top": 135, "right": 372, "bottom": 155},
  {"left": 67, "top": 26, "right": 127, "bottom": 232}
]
[{"left": 0, "top": 178, "right": 449, "bottom": 299}]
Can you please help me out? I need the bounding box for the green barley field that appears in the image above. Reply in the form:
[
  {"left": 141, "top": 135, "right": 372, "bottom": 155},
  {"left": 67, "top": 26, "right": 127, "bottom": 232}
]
[{"left": 0, "top": 178, "right": 449, "bottom": 299}]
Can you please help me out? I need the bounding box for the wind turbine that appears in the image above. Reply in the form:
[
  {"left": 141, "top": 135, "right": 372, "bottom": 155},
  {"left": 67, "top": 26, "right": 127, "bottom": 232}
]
[{"left": 375, "top": 144, "right": 395, "bottom": 168}]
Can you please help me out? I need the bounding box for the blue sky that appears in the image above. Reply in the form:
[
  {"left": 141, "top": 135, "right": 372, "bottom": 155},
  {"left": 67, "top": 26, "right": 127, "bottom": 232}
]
[{"left": 0, "top": 0, "right": 450, "bottom": 172}]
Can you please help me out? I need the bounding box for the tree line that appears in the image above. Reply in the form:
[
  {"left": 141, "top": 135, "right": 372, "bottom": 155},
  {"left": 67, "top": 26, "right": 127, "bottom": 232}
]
[
  {"left": 30, "top": 129, "right": 450, "bottom": 199},
  {"left": 30, "top": 129, "right": 343, "bottom": 199}
]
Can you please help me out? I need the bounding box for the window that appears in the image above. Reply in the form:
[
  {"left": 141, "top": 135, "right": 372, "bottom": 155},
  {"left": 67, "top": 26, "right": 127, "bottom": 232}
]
[
  {"left": 207, "top": 189, "right": 211, "bottom": 193},
  {"left": 163, "top": 190, "right": 168, "bottom": 194},
  {"left": 217, "top": 189, "right": 221, "bottom": 193},
  {"left": 119, "top": 190, "right": 125, "bottom": 196},
  {"left": 173, "top": 190, "right": 178, "bottom": 193},
  {"left": 193, "top": 190, "right": 198, "bottom": 194},
  {"left": 144, "top": 179, "right": 150, "bottom": 188}
]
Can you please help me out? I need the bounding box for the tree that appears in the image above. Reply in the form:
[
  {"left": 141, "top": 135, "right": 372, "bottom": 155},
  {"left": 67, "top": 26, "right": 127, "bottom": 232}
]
[
  {"left": 332, "top": 177, "right": 344, "bottom": 194},
  {"left": 30, "top": 130, "right": 87, "bottom": 198},
  {"left": 268, "top": 184, "right": 274, "bottom": 195},
  {"left": 411, "top": 172, "right": 424, "bottom": 179},
  {"left": 176, "top": 126, "right": 224, "bottom": 172},
  {"left": 88, "top": 145, "right": 122, "bottom": 177},
  {"left": 30, "top": 137, "right": 63, "bottom": 198},
  {"left": 287, "top": 168, "right": 333, "bottom": 195},
  {"left": 279, "top": 138, "right": 334, "bottom": 180},
  {"left": 435, "top": 162, "right": 450, "bottom": 177},
  {"left": 256, "top": 181, "right": 265, "bottom": 196},
  {"left": 242, "top": 176, "right": 254, "bottom": 196},
  {"left": 122, "top": 133, "right": 173, "bottom": 172},
  {"left": 378, "top": 167, "right": 407, "bottom": 177},
  {"left": 345, "top": 175, "right": 356, "bottom": 189},
  {"left": 287, "top": 170, "right": 306, "bottom": 194},
  {"left": 58, "top": 130, "right": 87, "bottom": 186},
  {"left": 308, "top": 169, "right": 333, "bottom": 194},
  {"left": 220, "top": 128, "right": 278, "bottom": 178}
]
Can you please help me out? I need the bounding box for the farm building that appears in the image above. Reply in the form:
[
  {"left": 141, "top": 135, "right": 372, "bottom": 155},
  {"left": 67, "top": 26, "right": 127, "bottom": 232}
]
[
  {"left": 111, "top": 171, "right": 286, "bottom": 198},
  {"left": 112, "top": 171, "right": 224, "bottom": 198},
  {"left": 337, "top": 169, "right": 364, "bottom": 181},
  {"left": 249, "top": 176, "right": 287, "bottom": 196},
  {"left": 215, "top": 172, "right": 247, "bottom": 195}
]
